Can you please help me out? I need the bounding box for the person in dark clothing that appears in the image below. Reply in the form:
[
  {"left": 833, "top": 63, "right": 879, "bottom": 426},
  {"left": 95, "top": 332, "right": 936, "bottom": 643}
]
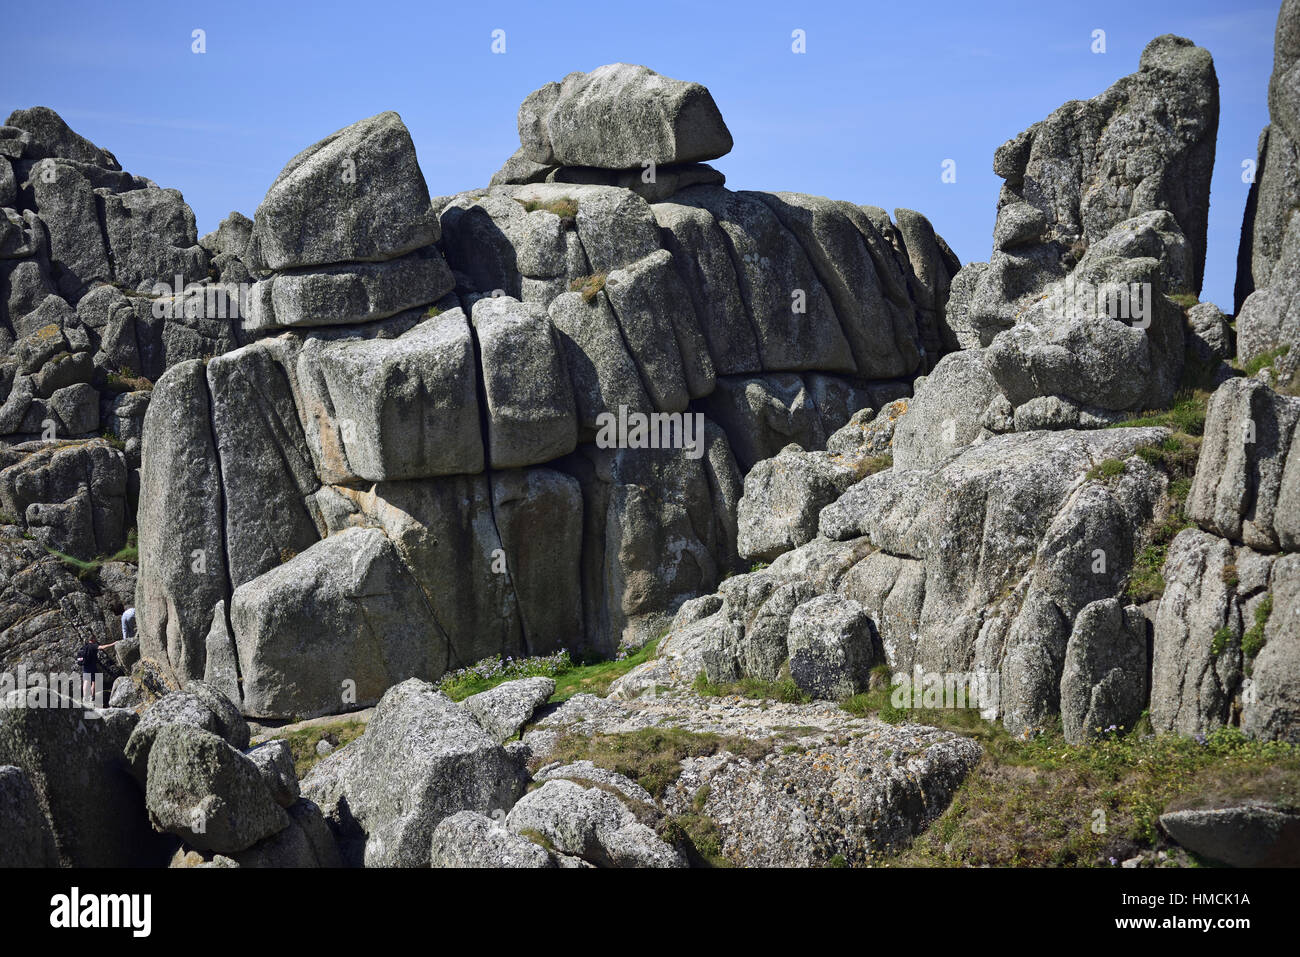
[{"left": 78, "top": 637, "right": 118, "bottom": 705}]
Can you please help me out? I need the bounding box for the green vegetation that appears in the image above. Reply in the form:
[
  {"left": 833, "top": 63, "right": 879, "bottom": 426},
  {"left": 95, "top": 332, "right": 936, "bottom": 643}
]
[
  {"left": 0, "top": 512, "right": 17, "bottom": 526},
  {"left": 538, "top": 725, "right": 773, "bottom": 800},
  {"left": 840, "top": 666, "right": 903, "bottom": 719},
  {"left": 438, "top": 649, "right": 575, "bottom": 701},
  {"left": 551, "top": 637, "right": 662, "bottom": 702},
  {"left": 569, "top": 272, "right": 607, "bottom": 303},
  {"left": 1242, "top": 594, "right": 1273, "bottom": 663},
  {"left": 1085, "top": 458, "right": 1127, "bottom": 482},
  {"left": 1239, "top": 344, "right": 1290, "bottom": 378},
  {"left": 423, "top": 305, "right": 443, "bottom": 318},
  {"left": 1134, "top": 435, "right": 1201, "bottom": 476},
  {"left": 1167, "top": 293, "right": 1200, "bottom": 310},
  {"left": 849, "top": 453, "right": 894, "bottom": 481},
  {"left": 41, "top": 528, "right": 139, "bottom": 580},
  {"left": 518, "top": 196, "right": 579, "bottom": 218},
  {"left": 103, "top": 366, "right": 153, "bottom": 394},
  {"left": 536, "top": 724, "right": 771, "bottom": 866},
  {"left": 692, "top": 670, "right": 810, "bottom": 705},
  {"left": 273, "top": 718, "right": 368, "bottom": 778},
  {"left": 516, "top": 828, "right": 556, "bottom": 853},
  {"left": 1101, "top": 390, "right": 1210, "bottom": 602},
  {"left": 1126, "top": 513, "right": 1193, "bottom": 603},
  {"left": 437, "top": 638, "right": 663, "bottom": 705},
  {"left": 1108, "top": 388, "right": 1210, "bottom": 438},
  {"left": 748, "top": 561, "right": 769, "bottom": 573},
  {"left": 874, "top": 708, "right": 1300, "bottom": 867},
  {"left": 834, "top": 673, "right": 1300, "bottom": 866},
  {"left": 1122, "top": 439, "right": 1196, "bottom": 604},
  {"left": 1210, "top": 626, "right": 1235, "bottom": 657}
]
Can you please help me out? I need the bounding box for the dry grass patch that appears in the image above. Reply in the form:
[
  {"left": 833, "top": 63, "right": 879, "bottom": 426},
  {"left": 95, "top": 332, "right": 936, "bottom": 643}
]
[{"left": 569, "top": 272, "right": 607, "bottom": 303}]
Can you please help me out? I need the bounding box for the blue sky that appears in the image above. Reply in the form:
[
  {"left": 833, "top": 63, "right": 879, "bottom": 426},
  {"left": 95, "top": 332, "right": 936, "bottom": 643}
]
[{"left": 5, "top": 0, "right": 1277, "bottom": 311}]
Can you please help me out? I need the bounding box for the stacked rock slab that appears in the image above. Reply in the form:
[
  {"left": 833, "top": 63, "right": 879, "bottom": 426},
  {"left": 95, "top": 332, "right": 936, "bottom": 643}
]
[
  {"left": 243, "top": 111, "right": 453, "bottom": 332},
  {"left": 1235, "top": 0, "right": 1300, "bottom": 390},
  {"left": 492, "top": 63, "right": 733, "bottom": 202},
  {"left": 926, "top": 36, "right": 1219, "bottom": 454},
  {"left": 137, "top": 68, "right": 960, "bottom": 720},
  {"left": 1149, "top": 377, "right": 1300, "bottom": 742}
]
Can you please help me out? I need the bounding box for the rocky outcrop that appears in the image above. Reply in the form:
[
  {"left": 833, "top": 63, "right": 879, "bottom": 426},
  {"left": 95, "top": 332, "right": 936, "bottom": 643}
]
[
  {"left": 144, "top": 723, "right": 290, "bottom": 853},
  {"left": 0, "top": 528, "right": 130, "bottom": 681},
  {"left": 0, "top": 438, "right": 127, "bottom": 560},
  {"left": 516, "top": 64, "right": 733, "bottom": 171},
  {"left": 1233, "top": 98, "right": 1298, "bottom": 394},
  {"left": 527, "top": 690, "right": 981, "bottom": 867},
  {"left": 0, "top": 693, "right": 170, "bottom": 866},
  {"left": 0, "top": 764, "right": 58, "bottom": 867},
  {"left": 430, "top": 810, "right": 557, "bottom": 868},
  {"left": 931, "top": 36, "right": 1217, "bottom": 449},
  {"left": 1237, "top": 0, "right": 1300, "bottom": 314},
  {"left": 630, "top": 425, "right": 1168, "bottom": 741},
  {"left": 1146, "top": 374, "right": 1297, "bottom": 742},
  {"left": 0, "top": 106, "right": 237, "bottom": 459},
  {"left": 462, "top": 677, "right": 556, "bottom": 744},
  {"left": 128, "top": 71, "right": 962, "bottom": 716},
  {"left": 6, "top": 25, "right": 1298, "bottom": 872},
  {"left": 301, "top": 679, "right": 527, "bottom": 867},
  {"left": 123, "top": 680, "right": 250, "bottom": 778},
  {"left": 245, "top": 112, "right": 452, "bottom": 331},
  {"left": 505, "top": 779, "right": 686, "bottom": 868}
]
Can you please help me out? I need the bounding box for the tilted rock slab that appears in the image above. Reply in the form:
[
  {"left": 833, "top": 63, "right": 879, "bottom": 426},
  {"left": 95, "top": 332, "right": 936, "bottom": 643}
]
[{"left": 301, "top": 679, "right": 526, "bottom": 867}]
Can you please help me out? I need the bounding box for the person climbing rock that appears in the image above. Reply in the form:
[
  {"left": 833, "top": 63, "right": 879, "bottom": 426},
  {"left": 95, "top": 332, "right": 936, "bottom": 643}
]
[{"left": 78, "top": 636, "right": 119, "bottom": 706}]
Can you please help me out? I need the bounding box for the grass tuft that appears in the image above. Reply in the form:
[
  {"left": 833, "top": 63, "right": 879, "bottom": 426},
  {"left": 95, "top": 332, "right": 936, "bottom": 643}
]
[
  {"left": 275, "top": 718, "right": 368, "bottom": 778},
  {"left": 1242, "top": 594, "right": 1273, "bottom": 663},
  {"left": 535, "top": 725, "right": 772, "bottom": 801},
  {"left": 519, "top": 196, "right": 579, "bottom": 219},
  {"left": 103, "top": 367, "right": 153, "bottom": 394},
  {"left": 437, "top": 638, "right": 662, "bottom": 705},
  {"left": 1239, "top": 344, "right": 1290, "bottom": 378},
  {"left": 692, "top": 671, "right": 810, "bottom": 705},
  {"left": 1086, "top": 458, "right": 1127, "bottom": 482},
  {"left": 568, "top": 272, "right": 607, "bottom": 303}
]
